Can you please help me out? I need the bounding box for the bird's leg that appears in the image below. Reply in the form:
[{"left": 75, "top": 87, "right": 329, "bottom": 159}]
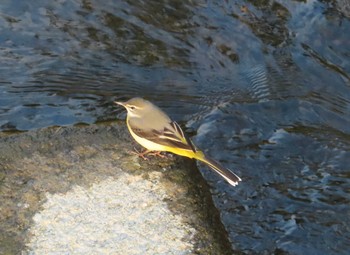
[
  {"left": 130, "top": 147, "right": 167, "bottom": 160},
  {"left": 130, "top": 147, "right": 152, "bottom": 160},
  {"left": 147, "top": 151, "right": 166, "bottom": 158}
]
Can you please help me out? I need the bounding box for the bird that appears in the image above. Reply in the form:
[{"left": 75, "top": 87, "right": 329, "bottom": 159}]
[{"left": 115, "top": 97, "right": 241, "bottom": 186}]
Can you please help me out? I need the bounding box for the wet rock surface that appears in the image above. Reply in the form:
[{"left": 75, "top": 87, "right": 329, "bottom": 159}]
[{"left": 0, "top": 123, "right": 233, "bottom": 255}]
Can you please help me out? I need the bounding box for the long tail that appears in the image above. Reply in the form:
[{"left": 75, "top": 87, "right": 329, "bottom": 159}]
[{"left": 196, "top": 152, "right": 241, "bottom": 186}]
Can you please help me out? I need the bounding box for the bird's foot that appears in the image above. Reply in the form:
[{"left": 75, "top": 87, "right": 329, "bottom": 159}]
[
  {"left": 130, "top": 148, "right": 167, "bottom": 160},
  {"left": 130, "top": 148, "right": 151, "bottom": 160},
  {"left": 147, "top": 151, "right": 167, "bottom": 158}
]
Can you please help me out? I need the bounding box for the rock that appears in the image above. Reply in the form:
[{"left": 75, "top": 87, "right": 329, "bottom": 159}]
[{"left": 0, "top": 123, "right": 233, "bottom": 255}]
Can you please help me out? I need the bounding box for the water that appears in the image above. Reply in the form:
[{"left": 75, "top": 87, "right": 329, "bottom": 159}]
[{"left": 1, "top": 0, "right": 349, "bottom": 254}]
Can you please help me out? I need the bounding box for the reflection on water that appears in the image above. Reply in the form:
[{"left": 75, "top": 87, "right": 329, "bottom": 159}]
[{"left": 0, "top": 0, "right": 349, "bottom": 254}]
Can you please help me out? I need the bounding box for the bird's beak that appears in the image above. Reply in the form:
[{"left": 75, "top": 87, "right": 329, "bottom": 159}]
[{"left": 114, "top": 101, "right": 124, "bottom": 106}]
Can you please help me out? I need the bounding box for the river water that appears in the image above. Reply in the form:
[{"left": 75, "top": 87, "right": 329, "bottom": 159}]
[{"left": 0, "top": 0, "right": 349, "bottom": 254}]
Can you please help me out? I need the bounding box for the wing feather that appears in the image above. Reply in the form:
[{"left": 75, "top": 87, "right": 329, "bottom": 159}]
[{"left": 132, "top": 121, "right": 196, "bottom": 152}]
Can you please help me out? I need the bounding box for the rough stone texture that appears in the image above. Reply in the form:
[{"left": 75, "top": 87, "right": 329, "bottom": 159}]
[
  {"left": 0, "top": 123, "right": 233, "bottom": 255},
  {"left": 27, "top": 175, "right": 195, "bottom": 254},
  {"left": 336, "top": 0, "right": 350, "bottom": 18}
]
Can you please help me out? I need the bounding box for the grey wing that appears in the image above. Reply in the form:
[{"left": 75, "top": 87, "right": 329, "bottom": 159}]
[{"left": 132, "top": 121, "right": 197, "bottom": 152}]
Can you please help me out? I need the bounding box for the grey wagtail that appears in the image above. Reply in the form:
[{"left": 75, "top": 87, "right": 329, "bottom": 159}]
[{"left": 115, "top": 97, "right": 241, "bottom": 186}]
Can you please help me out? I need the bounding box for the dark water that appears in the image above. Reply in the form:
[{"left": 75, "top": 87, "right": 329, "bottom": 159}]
[{"left": 1, "top": 0, "right": 349, "bottom": 254}]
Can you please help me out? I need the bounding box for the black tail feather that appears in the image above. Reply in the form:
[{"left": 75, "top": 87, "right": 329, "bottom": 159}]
[{"left": 198, "top": 154, "right": 241, "bottom": 186}]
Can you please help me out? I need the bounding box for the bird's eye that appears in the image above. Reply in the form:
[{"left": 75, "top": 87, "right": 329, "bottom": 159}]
[{"left": 130, "top": 106, "right": 136, "bottom": 110}]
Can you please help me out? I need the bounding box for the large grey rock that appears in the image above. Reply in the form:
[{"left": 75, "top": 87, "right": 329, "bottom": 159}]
[{"left": 0, "top": 123, "right": 233, "bottom": 255}]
